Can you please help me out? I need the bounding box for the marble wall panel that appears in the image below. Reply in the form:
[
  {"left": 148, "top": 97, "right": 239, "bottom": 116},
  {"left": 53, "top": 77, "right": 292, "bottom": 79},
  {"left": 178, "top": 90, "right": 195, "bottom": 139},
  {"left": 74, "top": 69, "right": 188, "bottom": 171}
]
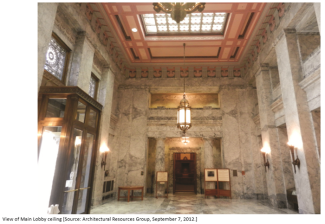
[
  {"left": 276, "top": 127, "right": 296, "bottom": 193},
  {"left": 219, "top": 87, "right": 243, "bottom": 199},
  {"left": 38, "top": 3, "right": 59, "bottom": 90},
  {"left": 68, "top": 33, "right": 95, "bottom": 92},
  {"left": 297, "top": 34, "right": 320, "bottom": 62},
  {"left": 299, "top": 69, "right": 320, "bottom": 112},
  {"left": 114, "top": 88, "right": 149, "bottom": 196},
  {"left": 236, "top": 89, "right": 260, "bottom": 199}
]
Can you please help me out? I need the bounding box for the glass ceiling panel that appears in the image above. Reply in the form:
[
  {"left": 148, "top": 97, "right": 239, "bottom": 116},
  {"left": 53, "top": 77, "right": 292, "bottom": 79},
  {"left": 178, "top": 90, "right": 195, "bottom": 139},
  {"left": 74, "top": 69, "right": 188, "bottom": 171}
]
[{"left": 141, "top": 12, "right": 228, "bottom": 35}]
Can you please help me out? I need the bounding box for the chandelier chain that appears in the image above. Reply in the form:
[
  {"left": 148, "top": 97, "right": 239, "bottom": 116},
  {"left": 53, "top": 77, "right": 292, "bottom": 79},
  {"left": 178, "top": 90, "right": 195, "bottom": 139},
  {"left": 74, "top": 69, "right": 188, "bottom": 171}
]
[{"left": 183, "top": 43, "right": 186, "bottom": 94}]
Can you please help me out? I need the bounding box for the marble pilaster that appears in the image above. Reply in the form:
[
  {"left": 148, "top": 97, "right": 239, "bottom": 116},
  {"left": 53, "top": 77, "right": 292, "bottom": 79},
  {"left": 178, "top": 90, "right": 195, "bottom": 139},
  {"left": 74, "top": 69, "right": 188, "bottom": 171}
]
[
  {"left": 38, "top": 3, "right": 58, "bottom": 90},
  {"left": 236, "top": 88, "right": 260, "bottom": 199},
  {"left": 155, "top": 138, "right": 166, "bottom": 196},
  {"left": 313, "top": 3, "right": 321, "bottom": 33},
  {"left": 115, "top": 87, "right": 149, "bottom": 196},
  {"left": 92, "top": 68, "right": 115, "bottom": 206},
  {"left": 276, "top": 127, "right": 295, "bottom": 208},
  {"left": 275, "top": 30, "right": 320, "bottom": 214},
  {"left": 203, "top": 138, "right": 214, "bottom": 189},
  {"left": 219, "top": 87, "right": 243, "bottom": 198},
  {"left": 68, "top": 32, "right": 95, "bottom": 92},
  {"left": 255, "top": 66, "right": 287, "bottom": 208}
]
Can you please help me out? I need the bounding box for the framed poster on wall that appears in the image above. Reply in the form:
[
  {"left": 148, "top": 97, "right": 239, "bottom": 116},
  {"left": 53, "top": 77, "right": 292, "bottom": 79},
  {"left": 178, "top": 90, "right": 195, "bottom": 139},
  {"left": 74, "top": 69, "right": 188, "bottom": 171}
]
[
  {"left": 156, "top": 171, "right": 168, "bottom": 199},
  {"left": 157, "top": 171, "right": 168, "bottom": 183},
  {"left": 205, "top": 168, "right": 218, "bottom": 181}
]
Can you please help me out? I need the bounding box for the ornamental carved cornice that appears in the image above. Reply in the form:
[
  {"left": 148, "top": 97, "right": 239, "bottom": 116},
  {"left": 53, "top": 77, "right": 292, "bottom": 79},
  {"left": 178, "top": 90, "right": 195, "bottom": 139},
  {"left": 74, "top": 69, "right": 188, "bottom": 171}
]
[{"left": 39, "top": 86, "right": 103, "bottom": 111}]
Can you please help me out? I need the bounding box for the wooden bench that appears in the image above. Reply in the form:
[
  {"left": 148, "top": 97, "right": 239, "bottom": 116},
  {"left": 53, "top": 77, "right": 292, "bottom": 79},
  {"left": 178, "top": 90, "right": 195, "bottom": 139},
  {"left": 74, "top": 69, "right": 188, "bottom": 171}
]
[{"left": 117, "top": 186, "right": 144, "bottom": 202}]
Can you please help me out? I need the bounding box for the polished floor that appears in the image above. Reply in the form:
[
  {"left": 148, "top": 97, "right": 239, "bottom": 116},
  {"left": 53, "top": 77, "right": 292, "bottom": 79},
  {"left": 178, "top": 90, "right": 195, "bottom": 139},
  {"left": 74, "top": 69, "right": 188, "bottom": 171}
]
[{"left": 90, "top": 192, "right": 298, "bottom": 214}]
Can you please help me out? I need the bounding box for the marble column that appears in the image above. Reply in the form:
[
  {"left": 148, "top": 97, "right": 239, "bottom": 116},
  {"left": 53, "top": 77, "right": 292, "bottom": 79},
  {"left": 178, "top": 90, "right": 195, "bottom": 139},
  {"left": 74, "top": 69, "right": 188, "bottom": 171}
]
[
  {"left": 91, "top": 68, "right": 115, "bottom": 206},
  {"left": 276, "top": 127, "right": 295, "bottom": 208},
  {"left": 68, "top": 32, "right": 95, "bottom": 92},
  {"left": 313, "top": 3, "right": 321, "bottom": 34},
  {"left": 255, "top": 65, "right": 287, "bottom": 208},
  {"left": 203, "top": 138, "right": 214, "bottom": 189},
  {"left": 155, "top": 138, "right": 165, "bottom": 196},
  {"left": 38, "top": 3, "right": 58, "bottom": 90},
  {"left": 275, "top": 29, "right": 320, "bottom": 214}
]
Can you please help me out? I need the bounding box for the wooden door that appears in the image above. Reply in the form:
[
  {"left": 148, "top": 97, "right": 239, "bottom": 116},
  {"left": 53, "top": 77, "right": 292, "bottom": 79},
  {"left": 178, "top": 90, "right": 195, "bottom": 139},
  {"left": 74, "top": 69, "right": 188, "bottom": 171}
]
[
  {"left": 173, "top": 153, "right": 176, "bottom": 194},
  {"left": 193, "top": 153, "right": 197, "bottom": 194}
]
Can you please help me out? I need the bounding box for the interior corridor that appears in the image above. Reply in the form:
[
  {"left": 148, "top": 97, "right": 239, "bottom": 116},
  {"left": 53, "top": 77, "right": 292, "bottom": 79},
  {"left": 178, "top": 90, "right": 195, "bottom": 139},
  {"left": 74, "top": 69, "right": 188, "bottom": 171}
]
[{"left": 90, "top": 193, "right": 298, "bottom": 214}]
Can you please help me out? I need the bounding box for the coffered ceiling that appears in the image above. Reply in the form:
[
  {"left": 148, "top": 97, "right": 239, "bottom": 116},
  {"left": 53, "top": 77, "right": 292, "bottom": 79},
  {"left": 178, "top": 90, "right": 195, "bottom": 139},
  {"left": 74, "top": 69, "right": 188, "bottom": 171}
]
[{"left": 99, "top": 2, "right": 266, "bottom": 67}]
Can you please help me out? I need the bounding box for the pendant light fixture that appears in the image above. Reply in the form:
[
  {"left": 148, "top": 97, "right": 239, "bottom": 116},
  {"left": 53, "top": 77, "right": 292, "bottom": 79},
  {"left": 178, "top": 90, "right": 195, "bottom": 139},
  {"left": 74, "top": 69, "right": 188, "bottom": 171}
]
[
  {"left": 177, "top": 43, "right": 192, "bottom": 134},
  {"left": 153, "top": 2, "right": 206, "bottom": 23}
]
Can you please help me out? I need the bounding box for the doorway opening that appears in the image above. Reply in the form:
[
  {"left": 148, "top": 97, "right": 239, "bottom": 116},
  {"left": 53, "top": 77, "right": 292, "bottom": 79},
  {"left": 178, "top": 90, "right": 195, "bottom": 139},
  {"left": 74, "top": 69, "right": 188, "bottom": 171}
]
[{"left": 173, "top": 153, "right": 197, "bottom": 194}]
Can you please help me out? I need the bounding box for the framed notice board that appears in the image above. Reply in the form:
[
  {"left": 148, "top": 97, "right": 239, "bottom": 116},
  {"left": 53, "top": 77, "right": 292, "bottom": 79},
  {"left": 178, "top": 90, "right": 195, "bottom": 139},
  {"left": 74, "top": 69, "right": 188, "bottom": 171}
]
[
  {"left": 156, "top": 171, "right": 168, "bottom": 199},
  {"left": 204, "top": 168, "right": 218, "bottom": 198},
  {"left": 204, "top": 168, "right": 231, "bottom": 199},
  {"left": 217, "top": 169, "right": 231, "bottom": 199}
]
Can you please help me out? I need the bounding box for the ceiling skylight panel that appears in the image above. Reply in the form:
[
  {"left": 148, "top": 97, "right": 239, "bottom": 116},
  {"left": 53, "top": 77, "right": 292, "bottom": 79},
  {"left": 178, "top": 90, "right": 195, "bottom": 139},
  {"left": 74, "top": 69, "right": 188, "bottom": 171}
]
[
  {"left": 157, "top": 25, "right": 167, "bottom": 31},
  {"left": 191, "top": 25, "right": 200, "bottom": 31},
  {"left": 212, "top": 25, "right": 222, "bottom": 31},
  {"left": 202, "top": 25, "right": 211, "bottom": 31},
  {"left": 180, "top": 25, "right": 189, "bottom": 31},
  {"left": 146, "top": 26, "right": 157, "bottom": 32},
  {"left": 144, "top": 18, "right": 156, "bottom": 26},
  {"left": 191, "top": 16, "right": 201, "bottom": 24},
  {"left": 214, "top": 17, "right": 225, "bottom": 23},
  {"left": 169, "top": 25, "right": 178, "bottom": 31},
  {"left": 202, "top": 17, "right": 213, "bottom": 24},
  {"left": 156, "top": 17, "right": 166, "bottom": 25},
  {"left": 141, "top": 12, "right": 227, "bottom": 35}
]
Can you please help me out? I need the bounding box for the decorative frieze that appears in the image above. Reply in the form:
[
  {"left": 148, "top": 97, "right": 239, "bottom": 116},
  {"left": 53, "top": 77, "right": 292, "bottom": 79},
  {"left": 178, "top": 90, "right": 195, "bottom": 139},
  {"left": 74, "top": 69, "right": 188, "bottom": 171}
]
[
  {"left": 167, "top": 68, "right": 175, "bottom": 78},
  {"left": 244, "top": 3, "right": 287, "bottom": 72}
]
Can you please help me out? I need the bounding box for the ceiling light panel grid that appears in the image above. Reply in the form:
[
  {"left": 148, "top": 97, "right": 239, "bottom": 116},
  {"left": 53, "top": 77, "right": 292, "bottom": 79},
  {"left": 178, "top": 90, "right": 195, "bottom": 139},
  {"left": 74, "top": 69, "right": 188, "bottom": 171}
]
[{"left": 142, "top": 12, "right": 227, "bottom": 35}]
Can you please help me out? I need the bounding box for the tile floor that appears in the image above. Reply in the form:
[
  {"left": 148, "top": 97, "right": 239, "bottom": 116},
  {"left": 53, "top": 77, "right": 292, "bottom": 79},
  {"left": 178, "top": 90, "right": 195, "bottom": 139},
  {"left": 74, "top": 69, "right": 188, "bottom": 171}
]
[{"left": 90, "top": 192, "right": 298, "bottom": 214}]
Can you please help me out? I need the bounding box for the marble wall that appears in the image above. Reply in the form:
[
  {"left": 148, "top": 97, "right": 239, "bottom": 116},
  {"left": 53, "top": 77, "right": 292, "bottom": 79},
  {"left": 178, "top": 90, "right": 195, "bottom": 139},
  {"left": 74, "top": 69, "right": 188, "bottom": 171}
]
[
  {"left": 113, "top": 86, "right": 149, "bottom": 196},
  {"left": 38, "top": 3, "right": 58, "bottom": 90}
]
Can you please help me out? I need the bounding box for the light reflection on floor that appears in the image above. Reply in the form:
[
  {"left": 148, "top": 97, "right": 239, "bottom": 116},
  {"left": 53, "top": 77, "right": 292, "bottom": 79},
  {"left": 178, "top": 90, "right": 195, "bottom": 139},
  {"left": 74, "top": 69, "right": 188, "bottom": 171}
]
[{"left": 90, "top": 192, "right": 298, "bottom": 214}]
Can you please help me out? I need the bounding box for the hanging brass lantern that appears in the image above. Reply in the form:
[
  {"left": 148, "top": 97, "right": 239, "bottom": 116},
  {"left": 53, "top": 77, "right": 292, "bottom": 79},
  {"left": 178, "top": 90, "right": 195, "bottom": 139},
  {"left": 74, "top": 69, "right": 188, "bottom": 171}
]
[
  {"left": 153, "top": 2, "right": 206, "bottom": 23},
  {"left": 177, "top": 94, "right": 192, "bottom": 133}
]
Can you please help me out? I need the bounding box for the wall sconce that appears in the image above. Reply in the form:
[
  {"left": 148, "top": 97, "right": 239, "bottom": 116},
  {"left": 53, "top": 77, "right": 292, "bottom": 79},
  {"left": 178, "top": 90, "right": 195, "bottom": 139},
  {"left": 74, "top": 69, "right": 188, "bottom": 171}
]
[
  {"left": 287, "top": 143, "right": 300, "bottom": 173},
  {"left": 100, "top": 144, "right": 109, "bottom": 172},
  {"left": 261, "top": 147, "right": 270, "bottom": 172}
]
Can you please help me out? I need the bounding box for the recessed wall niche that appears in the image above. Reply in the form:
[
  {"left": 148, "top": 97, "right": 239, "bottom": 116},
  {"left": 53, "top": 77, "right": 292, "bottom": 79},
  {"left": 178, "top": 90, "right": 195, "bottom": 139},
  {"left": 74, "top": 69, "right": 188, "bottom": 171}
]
[{"left": 149, "top": 93, "right": 220, "bottom": 108}]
